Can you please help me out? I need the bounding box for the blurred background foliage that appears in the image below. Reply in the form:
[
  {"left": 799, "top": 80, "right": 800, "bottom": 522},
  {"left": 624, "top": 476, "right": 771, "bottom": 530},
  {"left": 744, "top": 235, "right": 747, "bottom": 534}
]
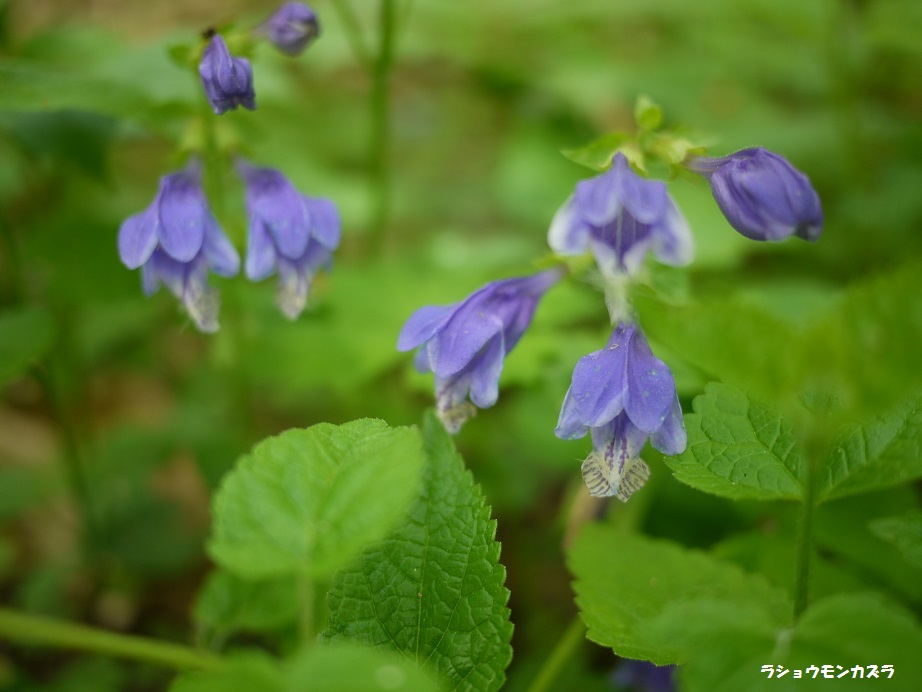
[{"left": 0, "top": 0, "right": 920, "bottom": 689}]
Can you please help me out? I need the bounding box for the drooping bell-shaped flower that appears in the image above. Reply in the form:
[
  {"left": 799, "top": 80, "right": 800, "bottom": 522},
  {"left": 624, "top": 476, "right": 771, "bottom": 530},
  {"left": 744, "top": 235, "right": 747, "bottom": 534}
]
[
  {"left": 549, "top": 153, "right": 693, "bottom": 277},
  {"left": 398, "top": 269, "right": 562, "bottom": 434},
  {"left": 688, "top": 147, "right": 822, "bottom": 242},
  {"left": 258, "top": 3, "right": 320, "bottom": 56},
  {"left": 199, "top": 33, "right": 257, "bottom": 115},
  {"left": 238, "top": 162, "right": 341, "bottom": 319},
  {"left": 556, "top": 322, "right": 686, "bottom": 500},
  {"left": 118, "top": 162, "right": 240, "bottom": 333}
]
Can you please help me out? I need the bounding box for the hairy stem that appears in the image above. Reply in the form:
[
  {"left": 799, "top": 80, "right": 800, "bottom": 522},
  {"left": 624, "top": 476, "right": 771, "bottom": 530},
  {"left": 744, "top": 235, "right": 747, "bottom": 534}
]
[
  {"left": 0, "top": 608, "right": 220, "bottom": 671},
  {"left": 526, "top": 617, "right": 587, "bottom": 692}
]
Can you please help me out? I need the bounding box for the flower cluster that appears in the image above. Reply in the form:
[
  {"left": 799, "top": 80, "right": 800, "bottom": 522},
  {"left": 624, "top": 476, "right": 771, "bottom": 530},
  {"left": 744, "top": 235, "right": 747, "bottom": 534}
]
[
  {"left": 399, "top": 144, "right": 821, "bottom": 500},
  {"left": 119, "top": 4, "right": 338, "bottom": 330}
]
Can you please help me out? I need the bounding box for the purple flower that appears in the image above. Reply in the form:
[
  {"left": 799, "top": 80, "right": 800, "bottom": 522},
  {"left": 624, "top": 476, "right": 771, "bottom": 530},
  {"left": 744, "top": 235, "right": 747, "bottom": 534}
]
[
  {"left": 258, "top": 3, "right": 320, "bottom": 56},
  {"left": 199, "top": 34, "right": 256, "bottom": 115},
  {"left": 688, "top": 147, "right": 822, "bottom": 242},
  {"left": 549, "top": 153, "right": 693, "bottom": 276},
  {"left": 238, "top": 162, "right": 341, "bottom": 320},
  {"left": 556, "top": 323, "right": 685, "bottom": 500},
  {"left": 118, "top": 163, "right": 240, "bottom": 333},
  {"left": 398, "top": 270, "right": 562, "bottom": 433}
]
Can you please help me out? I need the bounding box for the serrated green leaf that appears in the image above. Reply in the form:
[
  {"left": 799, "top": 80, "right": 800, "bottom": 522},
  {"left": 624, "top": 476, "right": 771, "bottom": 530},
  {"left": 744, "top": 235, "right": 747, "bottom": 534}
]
[
  {"left": 666, "top": 383, "right": 807, "bottom": 501},
  {"left": 561, "top": 133, "right": 629, "bottom": 170},
  {"left": 0, "top": 307, "right": 55, "bottom": 386},
  {"left": 322, "top": 411, "right": 513, "bottom": 691},
  {"left": 193, "top": 569, "right": 299, "bottom": 640},
  {"left": 870, "top": 512, "right": 922, "bottom": 571},
  {"left": 568, "top": 525, "right": 791, "bottom": 665},
  {"left": 817, "top": 393, "right": 922, "bottom": 503},
  {"left": 209, "top": 420, "right": 424, "bottom": 580}
]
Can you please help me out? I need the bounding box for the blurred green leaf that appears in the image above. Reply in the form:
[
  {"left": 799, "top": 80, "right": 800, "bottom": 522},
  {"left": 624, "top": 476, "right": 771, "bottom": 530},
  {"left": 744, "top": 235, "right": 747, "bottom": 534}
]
[
  {"left": 672, "top": 592, "right": 922, "bottom": 692},
  {"left": 170, "top": 652, "right": 283, "bottom": 692},
  {"left": 209, "top": 419, "right": 424, "bottom": 579},
  {"left": 817, "top": 393, "right": 922, "bottom": 503},
  {"left": 634, "top": 291, "right": 800, "bottom": 402},
  {"left": 170, "top": 645, "right": 440, "bottom": 692},
  {"left": 0, "top": 307, "right": 54, "bottom": 386},
  {"left": 869, "top": 512, "right": 922, "bottom": 572},
  {"left": 0, "top": 110, "right": 116, "bottom": 181},
  {"left": 323, "top": 411, "right": 513, "bottom": 691},
  {"left": 561, "top": 133, "right": 629, "bottom": 171},
  {"left": 0, "top": 62, "right": 152, "bottom": 118},
  {"left": 568, "top": 525, "right": 791, "bottom": 665},
  {"left": 666, "top": 383, "right": 807, "bottom": 501},
  {"left": 634, "top": 95, "right": 663, "bottom": 131},
  {"left": 814, "top": 490, "right": 922, "bottom": 606},
  {"left": 287, "top": 644, "right": 441, "bottom": 691},
  {"left": 193, "top": 570, "right": 299, "bottom": 641}
]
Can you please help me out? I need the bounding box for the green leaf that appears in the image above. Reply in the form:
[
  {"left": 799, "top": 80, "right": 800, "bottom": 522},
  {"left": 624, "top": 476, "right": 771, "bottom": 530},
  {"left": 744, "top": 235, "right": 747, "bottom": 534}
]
[
  {"left": 0, "top": 110, "right": 116, "bottom": 181},
  {"left": 870, "top": 512, "right": 922, "bottom": 571},
  {"left": 170, "top": 645, "right": 440, "bottom": 692},
  {"left": 673, "top": 593, "right": 922, "bottom": 692},
  {"left": 209, "top": 420, "right": 424, "bottom": 580},
  {"left": 0, "top": 307, "right": 55, "bottom": 386},
  {"left": 193, "top": 570, "right": 299, "bottom": 640},
  {"left": 0, "top": 61, "right": 172, "bottom": 125},
  {"left": 665, "top": 383, "right": 807, "bottom": 501},
  {"left": 633, "top": 291, "right": 800, "bottom": 402},
  {"left": 170, "top": 652, "right": 284, "bottom": 692},
  {"left": 814, "top": 489, "right": 922, "bottom": 606},
  {"left": 634, "top": 95, "right": 663, "bottom": 131},
  {"left": 816, "top": 393, "right": 922, "bottom": 503},
  {"left": 287, "top": 643, "right": 441, "bottom": 692},
  {"left": 561, "top": 133, "right": 629, "bottom": 170},
  {"left": 323, "top": 411, "right": 513, "bottom": 691},
  {"left": 568, "top": 524, "right": 791, "bottom": 665}
]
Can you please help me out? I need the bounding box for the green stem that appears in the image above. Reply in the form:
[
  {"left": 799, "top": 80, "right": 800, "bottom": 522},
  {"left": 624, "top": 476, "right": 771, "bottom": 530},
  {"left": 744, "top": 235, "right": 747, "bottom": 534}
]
[
  {"left": 0, "top": 608, "right": 221, "bottom": 671},
  {"left": 793, "top": 469, "right": 816, "bottom": 619},
  {"left": 0, "top": 202, "right": 24, "bottom": 302},
  {"left": 1, "top": 201, "right": 96, "bottom": 540},
  {"left": 368, "top": 0, "right": 397, "bottom": 255},
  {"left": 526, "top": 617, "right": 587, "bottom": 692},
  {"left": 330, "top": 0, "right": 374, "bottom": 70},
  {"left": 36, "top": 364, "right": 96, "bottom": 539}
]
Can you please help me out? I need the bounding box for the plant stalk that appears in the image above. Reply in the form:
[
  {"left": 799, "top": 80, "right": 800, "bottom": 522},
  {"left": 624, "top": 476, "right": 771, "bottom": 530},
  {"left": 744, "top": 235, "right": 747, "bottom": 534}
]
[
  {"left": 0, "top": 608, "right": 221, "bottom": 671},
  {"left": 526, "top": 616, "right": 587, "bottom": 692}
]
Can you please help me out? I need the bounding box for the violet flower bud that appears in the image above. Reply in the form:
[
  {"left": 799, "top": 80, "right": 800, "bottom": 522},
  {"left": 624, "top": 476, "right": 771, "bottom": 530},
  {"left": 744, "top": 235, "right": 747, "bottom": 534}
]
[
  {"left": 199, "top": 33, "right": 256, "bottom": 115},
  {"left": 398, "top": 269, "right": 562, "bottom": 434},
  {"left": 118, "top": 162, "right": 240, "bottom": 333},
  {"left": 556, "top": 322, "right": 686, "bottom": 500},
  {"left": 238, "top": 162, "right": 341, "bottom": 320},
  {"left": 549, "top": 152, "right": 693, "bottom": 277},
  {"left": 688, "top": 147, "right": 822, "bottom": 242},
  {"left": 258, "top": 3, "right": 320, "bottom": 56}
]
